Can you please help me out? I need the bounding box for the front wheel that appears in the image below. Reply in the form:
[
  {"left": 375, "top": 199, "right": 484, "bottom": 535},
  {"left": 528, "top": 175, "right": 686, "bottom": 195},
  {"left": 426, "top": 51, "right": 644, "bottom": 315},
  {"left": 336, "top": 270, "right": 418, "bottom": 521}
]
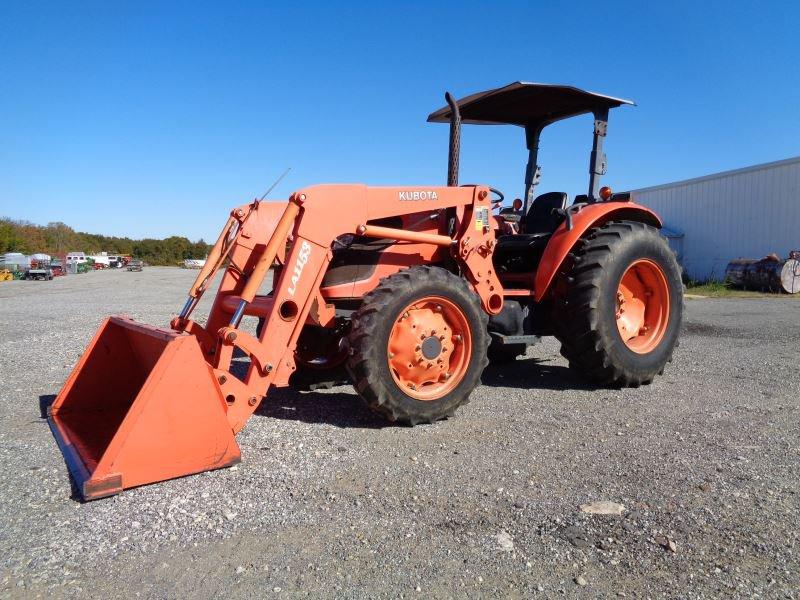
[
  {"left": 346, "top": 266, "right": 489, "bottom": 425},
  {"left": 552, "top": 220, "right": 682, "bottom": 386}
]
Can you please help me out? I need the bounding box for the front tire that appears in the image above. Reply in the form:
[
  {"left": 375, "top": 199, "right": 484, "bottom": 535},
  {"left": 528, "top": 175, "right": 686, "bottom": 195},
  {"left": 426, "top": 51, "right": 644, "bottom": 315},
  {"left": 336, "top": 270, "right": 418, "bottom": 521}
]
[
  {"left": 553, "top": 220, "right": 682, "bottom": 386},
  {"left": 346, "top": 266, "right": 489, "bottom": 425}
]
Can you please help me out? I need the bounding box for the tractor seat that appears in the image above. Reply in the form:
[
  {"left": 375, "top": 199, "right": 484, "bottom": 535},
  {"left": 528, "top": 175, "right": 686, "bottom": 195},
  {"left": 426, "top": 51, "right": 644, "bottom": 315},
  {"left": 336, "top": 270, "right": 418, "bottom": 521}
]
[
  {"left": 493, "top": 192, "right": 568, "bottom": 272},
  {"left": 521, "top": 191, "right": 568, "bottom": 234},
  {"left": 495, "top": 191, "right": 568, "bottom": 247}
]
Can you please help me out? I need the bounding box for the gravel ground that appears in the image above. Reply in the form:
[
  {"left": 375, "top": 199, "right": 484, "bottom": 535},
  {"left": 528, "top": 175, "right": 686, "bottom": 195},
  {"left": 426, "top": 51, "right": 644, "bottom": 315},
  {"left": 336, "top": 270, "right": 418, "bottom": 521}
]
[{"left": 0, "top": 267, "right": 798, "bottom": 599}]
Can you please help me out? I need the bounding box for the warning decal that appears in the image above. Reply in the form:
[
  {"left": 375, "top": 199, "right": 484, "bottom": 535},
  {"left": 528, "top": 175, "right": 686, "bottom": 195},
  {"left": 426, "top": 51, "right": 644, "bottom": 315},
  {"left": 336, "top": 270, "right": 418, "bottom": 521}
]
[{"left": 474, "top": 207, "right": 490, "bottom": 231}]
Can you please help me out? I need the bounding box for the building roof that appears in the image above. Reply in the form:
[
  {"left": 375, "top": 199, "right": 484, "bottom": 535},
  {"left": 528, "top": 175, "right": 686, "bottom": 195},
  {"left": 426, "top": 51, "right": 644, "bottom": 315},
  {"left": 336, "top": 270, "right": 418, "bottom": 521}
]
[
  {"left": 633, "top": 155, "right": 800, "bottom": 194},
  {"left": 427, "top": 81, "right": 634, "bottom": 128}
]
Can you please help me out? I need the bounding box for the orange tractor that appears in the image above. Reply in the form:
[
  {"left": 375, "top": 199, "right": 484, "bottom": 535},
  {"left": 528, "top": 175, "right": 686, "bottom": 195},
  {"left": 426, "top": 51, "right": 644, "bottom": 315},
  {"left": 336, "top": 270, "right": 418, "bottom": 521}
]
[{"left": 49, "top": 82, "right": 682, "bottom": 499}]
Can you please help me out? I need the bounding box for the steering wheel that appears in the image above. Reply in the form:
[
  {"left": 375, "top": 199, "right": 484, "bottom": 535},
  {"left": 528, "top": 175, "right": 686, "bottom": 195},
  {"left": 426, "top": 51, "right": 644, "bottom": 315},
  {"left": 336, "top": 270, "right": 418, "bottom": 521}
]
[{"left": 489, "top": 187, "right": 504, "bottom": 209}]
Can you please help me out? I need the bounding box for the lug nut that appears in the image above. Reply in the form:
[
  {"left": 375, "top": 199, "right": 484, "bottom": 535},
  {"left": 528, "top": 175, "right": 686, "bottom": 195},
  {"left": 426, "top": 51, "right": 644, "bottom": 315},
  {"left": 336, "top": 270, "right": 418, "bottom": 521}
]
[{"left": 248, "top": 396, "right": 258, "bottom": 406}]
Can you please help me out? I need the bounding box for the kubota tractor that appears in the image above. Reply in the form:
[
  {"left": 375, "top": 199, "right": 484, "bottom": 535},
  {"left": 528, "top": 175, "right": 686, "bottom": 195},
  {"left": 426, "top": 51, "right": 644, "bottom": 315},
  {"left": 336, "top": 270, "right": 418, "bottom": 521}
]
[{"left": 49, "top": 82, "right": 682, "bottom": 499}]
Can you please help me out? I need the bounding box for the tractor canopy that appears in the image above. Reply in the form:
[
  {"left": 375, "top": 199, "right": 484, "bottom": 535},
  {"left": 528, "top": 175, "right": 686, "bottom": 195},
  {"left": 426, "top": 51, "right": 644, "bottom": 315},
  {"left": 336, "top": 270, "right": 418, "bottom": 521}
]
[
  {"left": 427, "top": 81, "right": 634, "bottom": 128},
  {"left": 428, "top": 82, "right": 635, "bottom": 206}
]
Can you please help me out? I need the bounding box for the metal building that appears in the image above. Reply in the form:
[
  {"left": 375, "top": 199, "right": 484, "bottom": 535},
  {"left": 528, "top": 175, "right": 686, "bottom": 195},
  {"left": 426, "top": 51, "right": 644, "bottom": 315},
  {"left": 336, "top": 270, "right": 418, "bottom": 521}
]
[{"left": 632, "top": 156, "right": 800, "bottom": 281}]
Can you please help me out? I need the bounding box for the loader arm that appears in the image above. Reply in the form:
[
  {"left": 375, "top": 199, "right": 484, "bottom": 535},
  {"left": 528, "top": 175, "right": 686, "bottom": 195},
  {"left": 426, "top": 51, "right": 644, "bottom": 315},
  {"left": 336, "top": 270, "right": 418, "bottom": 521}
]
[{"left": 175, "top": 184, "right": 503, "bottom": 433}]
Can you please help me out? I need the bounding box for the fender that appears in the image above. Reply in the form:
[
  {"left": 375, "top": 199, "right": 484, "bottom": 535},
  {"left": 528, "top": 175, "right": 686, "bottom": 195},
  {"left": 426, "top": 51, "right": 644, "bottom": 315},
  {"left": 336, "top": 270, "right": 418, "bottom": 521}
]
[{"left": 534, "top": 201, "right": 662, "bottom": 301}]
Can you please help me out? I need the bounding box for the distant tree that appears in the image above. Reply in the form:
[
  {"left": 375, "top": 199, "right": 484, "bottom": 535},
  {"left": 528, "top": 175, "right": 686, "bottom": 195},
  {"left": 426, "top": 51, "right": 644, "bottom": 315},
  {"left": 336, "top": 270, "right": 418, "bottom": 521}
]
[
  {"left": 0, "top": 217, "right": 210, "bottom": 265},
  {"left": 45, "top": 222, "right": 75, "bottom": 254},
  {"left": 0, "top": 219, "right": 26, "bottom": 253}
]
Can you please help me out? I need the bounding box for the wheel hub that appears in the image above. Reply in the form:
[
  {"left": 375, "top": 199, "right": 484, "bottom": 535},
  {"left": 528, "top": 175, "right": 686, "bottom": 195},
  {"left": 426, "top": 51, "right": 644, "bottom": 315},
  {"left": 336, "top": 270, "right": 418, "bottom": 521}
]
[
  {"left": 387, "top": 297, "right": 471, "bottom": 401},
  {"left": 420, "top": 336, "right": 442, "bottom": 360},
  {"left": 615, "top": 259, "right": 670, "bottom": 354}
]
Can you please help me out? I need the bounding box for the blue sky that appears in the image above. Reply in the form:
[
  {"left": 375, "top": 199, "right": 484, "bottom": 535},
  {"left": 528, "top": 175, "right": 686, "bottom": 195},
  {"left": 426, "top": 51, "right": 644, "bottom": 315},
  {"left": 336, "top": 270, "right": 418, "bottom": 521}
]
[{"left": 1, "top": 1, "right": 798, "bottom": 241}]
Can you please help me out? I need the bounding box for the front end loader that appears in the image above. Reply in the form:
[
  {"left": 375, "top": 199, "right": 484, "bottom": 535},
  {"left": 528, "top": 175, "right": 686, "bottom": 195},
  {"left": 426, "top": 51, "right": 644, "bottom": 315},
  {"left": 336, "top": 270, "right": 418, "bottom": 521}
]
[{"left": 49, "top": 82, "right": 682, "bottom": 499}]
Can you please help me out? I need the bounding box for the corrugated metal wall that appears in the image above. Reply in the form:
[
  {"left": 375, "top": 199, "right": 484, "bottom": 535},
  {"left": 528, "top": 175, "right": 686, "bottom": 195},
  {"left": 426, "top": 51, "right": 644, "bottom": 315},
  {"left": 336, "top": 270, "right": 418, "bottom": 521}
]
[{"left": 633, "top": 157, "right": 800, "bottom": 281}]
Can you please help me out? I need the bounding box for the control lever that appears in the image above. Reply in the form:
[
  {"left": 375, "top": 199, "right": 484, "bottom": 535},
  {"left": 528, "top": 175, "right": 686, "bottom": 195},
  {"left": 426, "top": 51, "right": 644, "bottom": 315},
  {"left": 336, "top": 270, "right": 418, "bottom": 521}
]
[{"left": 552, "top": 203, "right": 587, "bottom": 232}]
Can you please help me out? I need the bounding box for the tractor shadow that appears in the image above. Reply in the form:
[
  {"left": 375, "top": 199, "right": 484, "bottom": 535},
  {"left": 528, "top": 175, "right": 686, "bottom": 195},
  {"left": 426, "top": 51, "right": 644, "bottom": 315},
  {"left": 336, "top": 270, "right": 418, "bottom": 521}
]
[
  {"left": 238, "top": 354, "right": 595, "bottom": 428},
  {"left": 231, "top": 356, "right": 393, "bottom": 429},
  {"left": 254, "top": 385, "right": 396, "bottom": 429},
  {"left": 481, "top": 357, "right": 596, "bottom": 391}
]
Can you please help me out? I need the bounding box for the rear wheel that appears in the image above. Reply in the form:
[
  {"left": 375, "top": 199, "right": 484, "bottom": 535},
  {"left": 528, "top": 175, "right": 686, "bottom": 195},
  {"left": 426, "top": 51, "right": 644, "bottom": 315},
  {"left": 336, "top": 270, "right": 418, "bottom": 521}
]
[
  {"left": 346, "top": 266, "right": 489, "bottom": 425},
  {"left": 552, "top": 220, "right": 682, "bottom": 386}
]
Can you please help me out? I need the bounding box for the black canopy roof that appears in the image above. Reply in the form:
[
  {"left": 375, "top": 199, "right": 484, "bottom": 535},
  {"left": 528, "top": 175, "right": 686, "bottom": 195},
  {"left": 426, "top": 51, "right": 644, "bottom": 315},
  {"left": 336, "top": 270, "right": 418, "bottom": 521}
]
[{"left": 427, "top": 82, "right": 634, "bottom": 128}]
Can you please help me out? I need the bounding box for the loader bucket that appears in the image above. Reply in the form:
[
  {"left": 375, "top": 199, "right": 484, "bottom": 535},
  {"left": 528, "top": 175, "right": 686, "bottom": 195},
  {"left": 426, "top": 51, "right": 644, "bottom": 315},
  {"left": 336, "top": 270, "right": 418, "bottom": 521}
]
[{"left": 48, "top": 316, "right": 240, "bottom": 500}]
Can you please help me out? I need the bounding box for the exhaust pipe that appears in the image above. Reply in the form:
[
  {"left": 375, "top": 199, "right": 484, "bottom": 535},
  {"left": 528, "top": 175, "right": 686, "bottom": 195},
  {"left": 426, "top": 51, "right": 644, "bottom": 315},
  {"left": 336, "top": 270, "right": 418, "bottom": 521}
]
[{"left": 445, "top": 92, "right": 461, "bottom": 186}]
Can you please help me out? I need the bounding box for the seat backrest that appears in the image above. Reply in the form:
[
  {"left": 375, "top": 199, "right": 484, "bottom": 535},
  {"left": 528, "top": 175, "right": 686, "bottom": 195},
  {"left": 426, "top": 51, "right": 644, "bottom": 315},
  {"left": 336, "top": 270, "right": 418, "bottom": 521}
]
[
  {"left": 523, "top": 192, "right": 567, "bottom": 234},
  {"left": 498, "top": 207, "right": 522, "bottom": 223}
]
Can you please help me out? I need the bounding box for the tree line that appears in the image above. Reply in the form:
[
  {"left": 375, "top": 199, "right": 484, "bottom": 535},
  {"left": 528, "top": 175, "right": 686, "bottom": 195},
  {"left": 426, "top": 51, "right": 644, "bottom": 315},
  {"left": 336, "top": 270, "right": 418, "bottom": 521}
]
[{"left": 0, "top": 218, "right": 210, "bottom": 266}]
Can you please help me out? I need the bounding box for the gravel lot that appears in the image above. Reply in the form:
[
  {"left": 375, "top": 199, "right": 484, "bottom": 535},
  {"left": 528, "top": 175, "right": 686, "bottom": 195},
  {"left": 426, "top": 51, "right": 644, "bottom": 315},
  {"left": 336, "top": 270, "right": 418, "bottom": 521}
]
[{"left": 0, "top": 267, "right": 798, "bottom": 598}]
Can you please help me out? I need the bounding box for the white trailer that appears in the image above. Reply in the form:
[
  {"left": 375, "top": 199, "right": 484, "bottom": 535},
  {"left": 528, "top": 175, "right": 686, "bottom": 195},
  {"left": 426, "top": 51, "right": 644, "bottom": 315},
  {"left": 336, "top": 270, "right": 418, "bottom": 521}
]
[
  {"left": 66, "top": 252, "right": 87, "bottom": 264},
  {"left": 88, "top": 254, "right": 111, "bottom": 267}
]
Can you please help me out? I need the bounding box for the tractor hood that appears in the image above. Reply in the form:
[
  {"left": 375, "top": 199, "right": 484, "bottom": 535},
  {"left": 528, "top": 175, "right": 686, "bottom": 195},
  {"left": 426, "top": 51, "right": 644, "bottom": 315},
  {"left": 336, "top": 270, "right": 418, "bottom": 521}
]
[{"left": 427, "top": 82, "right": 634, "bottom": 128}]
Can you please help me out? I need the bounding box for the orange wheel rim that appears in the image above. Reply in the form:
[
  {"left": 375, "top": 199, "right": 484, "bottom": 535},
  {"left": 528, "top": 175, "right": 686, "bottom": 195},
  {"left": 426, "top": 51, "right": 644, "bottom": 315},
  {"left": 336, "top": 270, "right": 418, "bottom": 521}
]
[
  {"left": 615, "top": 259, "right": 670, "bottom": 354},
  {"left": 387, "top": 296, "right": 472, "bottom": 401}
]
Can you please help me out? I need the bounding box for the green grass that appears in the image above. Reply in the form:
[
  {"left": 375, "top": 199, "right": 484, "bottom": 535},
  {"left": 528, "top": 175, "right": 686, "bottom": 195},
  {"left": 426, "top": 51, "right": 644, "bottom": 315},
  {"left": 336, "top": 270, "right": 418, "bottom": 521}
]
[{"left": 684, "top": 280, "right": 796, "bottom": 298}]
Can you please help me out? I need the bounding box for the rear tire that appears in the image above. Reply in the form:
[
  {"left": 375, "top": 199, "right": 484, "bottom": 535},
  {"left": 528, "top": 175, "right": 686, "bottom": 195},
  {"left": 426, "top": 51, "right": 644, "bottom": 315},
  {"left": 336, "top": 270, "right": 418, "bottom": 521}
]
[
  {"left": 552, "top": 220, "right": 682, "bottom": 386},
  {"left": 346, "top": 265, "right": 489, "bottom": 425}
]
